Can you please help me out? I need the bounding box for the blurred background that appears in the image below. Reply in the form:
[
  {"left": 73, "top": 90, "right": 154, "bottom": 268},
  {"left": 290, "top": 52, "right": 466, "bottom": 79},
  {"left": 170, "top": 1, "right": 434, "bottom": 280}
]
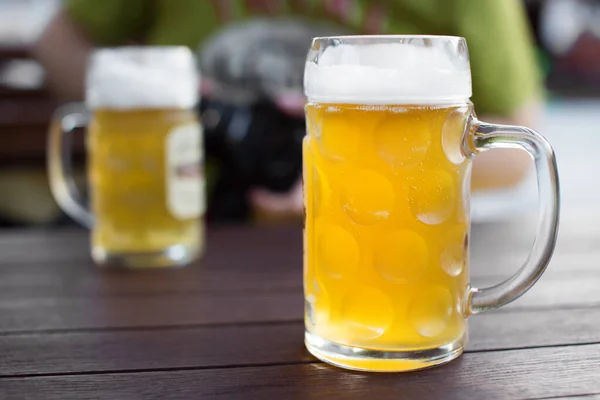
[{"left": 0, "top": 0, "right": 599, "bottom": 230}]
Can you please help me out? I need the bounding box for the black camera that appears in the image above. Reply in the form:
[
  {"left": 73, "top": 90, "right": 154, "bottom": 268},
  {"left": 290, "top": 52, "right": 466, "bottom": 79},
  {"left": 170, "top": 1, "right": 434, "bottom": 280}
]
[
  {"left": 196, "top": 19, "right": 344, "bottom": 221},
  {"left": 200, "top": 97, "right": 305, "bottom": 222}
]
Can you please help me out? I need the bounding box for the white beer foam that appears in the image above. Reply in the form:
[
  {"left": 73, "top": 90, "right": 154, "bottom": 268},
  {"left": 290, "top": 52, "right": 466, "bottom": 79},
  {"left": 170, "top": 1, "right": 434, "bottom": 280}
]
[
  {"left": 86, "top": 47, "right": 199, "bottom": 110},
  {"left": 304, "top": 42, "right": 472, "bottom": 104}
]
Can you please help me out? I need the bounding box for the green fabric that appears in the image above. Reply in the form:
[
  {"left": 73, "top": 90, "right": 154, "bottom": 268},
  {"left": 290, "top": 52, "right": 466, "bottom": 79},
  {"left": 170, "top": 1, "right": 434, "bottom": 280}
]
[
  {"left": 451, "top": 0, "right": 543, "bottom": 115},
  {"left": 66, "top": 0, "right": 542, "bottom": 116},
  {"left": 67, "top": 0, "right": 153, "bottom": 45}
]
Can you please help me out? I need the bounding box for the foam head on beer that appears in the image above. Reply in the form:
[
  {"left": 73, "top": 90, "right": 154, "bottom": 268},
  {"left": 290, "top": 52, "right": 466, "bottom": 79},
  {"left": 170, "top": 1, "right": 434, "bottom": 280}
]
[
  {"left": 304, "top": 37, "right": 472, "bottom": 104},
  {"left": 86, "top": 46, "right": 199, "bottom": 110}
]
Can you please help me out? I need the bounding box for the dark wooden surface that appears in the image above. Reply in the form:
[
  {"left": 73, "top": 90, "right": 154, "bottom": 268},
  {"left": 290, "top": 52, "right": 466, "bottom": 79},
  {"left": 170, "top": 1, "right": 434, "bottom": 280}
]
[{"left": 0, "top": 210, "right": 599, "bottom": 399}]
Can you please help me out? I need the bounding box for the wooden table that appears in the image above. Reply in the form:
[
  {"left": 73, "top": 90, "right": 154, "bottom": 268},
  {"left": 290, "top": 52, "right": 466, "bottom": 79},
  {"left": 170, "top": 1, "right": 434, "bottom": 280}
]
[{"left": 0, "top": 209, "right": 599, "bottom": 399}]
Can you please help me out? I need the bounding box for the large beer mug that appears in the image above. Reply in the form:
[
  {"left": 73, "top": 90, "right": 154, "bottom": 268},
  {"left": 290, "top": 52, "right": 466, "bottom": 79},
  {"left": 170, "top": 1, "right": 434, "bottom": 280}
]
[
  {"left": 302, "top": 36, "right": 560, "bottom": 371},
  {"left": 48, "top": 47, "right": 205, "bottom": 268}
]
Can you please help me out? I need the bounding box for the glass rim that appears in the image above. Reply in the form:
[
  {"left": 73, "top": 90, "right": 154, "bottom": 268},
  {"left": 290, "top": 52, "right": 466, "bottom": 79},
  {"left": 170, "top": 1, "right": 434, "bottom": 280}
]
[{"left": 310, "top": 34, "right": 466, "bottom": 43}]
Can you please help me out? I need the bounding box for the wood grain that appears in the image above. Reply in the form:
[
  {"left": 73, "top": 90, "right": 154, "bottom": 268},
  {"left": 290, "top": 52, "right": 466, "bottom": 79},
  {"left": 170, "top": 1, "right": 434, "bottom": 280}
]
[
  {"left": 0, "top": 223, "right": 598, "bottom": 300},
  {"left": 0, "top": 306, "right": 599, "bottom": 377},
  {"left": 0, "top": 227, "right": 303, "bottom": 296},
  {"left": 0, "top": 267, "right": 302, "bottom": 297},
  {"left": 0, "top": 246, "right": 597, "bottom": 296},
  {"left": 0, "top": 215, "right": 597, "bottom": 399},
  {"left": 0, "top": 293, "right": 303, "bottom": 333},
  {"left": 0, "top": 263, "right": 597, "bottom": 332},
  {"left": 0, "top": 226, "right": 301, "bottom": 267},
  {"left": 1, "top": 343, "right": 599, "bottom": 400},
  {"left": 0, "top": 208, "right": 597, "bottom": 267}
]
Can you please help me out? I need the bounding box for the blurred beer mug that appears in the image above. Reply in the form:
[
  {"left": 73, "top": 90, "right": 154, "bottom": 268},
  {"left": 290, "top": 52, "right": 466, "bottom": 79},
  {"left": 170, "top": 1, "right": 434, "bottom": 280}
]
[
  {"left": 48, "top": 47, "right": 205, "bottom": 268},
  {"left": 303, "top": 36, "right": 560, "bottom": 372}
]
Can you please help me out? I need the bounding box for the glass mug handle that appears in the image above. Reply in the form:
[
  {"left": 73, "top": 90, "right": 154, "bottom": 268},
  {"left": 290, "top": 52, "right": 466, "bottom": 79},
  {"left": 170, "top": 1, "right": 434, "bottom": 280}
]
[
  {"left": 464, "top": 116, "right": 560, "bottom": 314},
  {"left": 47, "top": 102, "right": 94, "bottom": 229}
]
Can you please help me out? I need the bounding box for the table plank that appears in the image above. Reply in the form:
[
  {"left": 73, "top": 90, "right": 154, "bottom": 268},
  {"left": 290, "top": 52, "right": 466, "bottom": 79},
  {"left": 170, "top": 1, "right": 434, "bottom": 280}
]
[
  {"left": 0, "top": 225, "right": 598, "bottom": 298},
  {"left": 0, "top": 226, "right": 302, "bottom": 267},
  {"left": 0, "top": 293, "right": 303, "bottom": 333},
  {"left": 0, "top": 306, "right": 598, "bottom": 377},
  {"left": 0, "top": 246, "right": 596, "bottom": 294},
  {"left": 0, "top": 207, "right": 596, "bottom": 268},
  {"left": 1, "top": 343, "right": 599, "bottom": 400},
  {"left": 0, "top": 268, "right": 302, "bottom": 297},
  {"left": 0, "top": 268, "right": 597, "bottom": 333}
]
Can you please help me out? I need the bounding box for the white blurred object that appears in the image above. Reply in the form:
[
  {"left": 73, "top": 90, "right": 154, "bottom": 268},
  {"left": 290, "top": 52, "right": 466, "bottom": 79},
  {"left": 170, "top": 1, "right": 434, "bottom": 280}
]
[
  {"left": 540, "top": 0, "right": 600, "bottom": 55},
  {"left": 0, "top": 59, "right": 45, "bottom": 89},
  {"left": 540, "top": 0, "right": 584, "bottom": 55},
  {"left": 589, "top": 3, "right": 600, "bottom": 38},
  {"left": 470, "top": 99, "right": 600, "bottom": 223},
  {"left": 538, "top": 100, "right": 600, "bottom": 208},
  {"left": 0, "top": 0, "right": 61, "bottom": 45},
  {"left": 470, "top": 171, "right": 538, "bottom": 223}
]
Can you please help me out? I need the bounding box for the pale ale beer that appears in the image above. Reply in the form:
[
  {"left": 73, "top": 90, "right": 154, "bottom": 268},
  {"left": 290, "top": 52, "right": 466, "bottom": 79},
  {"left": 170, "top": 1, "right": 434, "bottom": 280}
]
[{"left": 49, "top": 47, "right": 204, "bottom": 268}]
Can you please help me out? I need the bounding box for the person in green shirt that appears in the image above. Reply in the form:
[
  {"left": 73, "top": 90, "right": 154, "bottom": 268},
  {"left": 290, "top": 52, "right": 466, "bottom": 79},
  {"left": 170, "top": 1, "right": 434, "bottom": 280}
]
[{"left": 31, "top": 0, "right": 542, "bottom": 221}]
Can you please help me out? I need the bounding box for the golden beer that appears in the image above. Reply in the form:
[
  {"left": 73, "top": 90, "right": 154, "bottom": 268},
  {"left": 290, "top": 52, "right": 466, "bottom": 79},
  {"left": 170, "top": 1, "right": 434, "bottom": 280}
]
[
  {"left": 88, "top": 109, "right": 203, "bottom": 264},
  {"left": 304, "top": 103, "right": 471, "bottom": 370},
  {"left": 48, "top": 47, "right": 204, "bottom": 267}
]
